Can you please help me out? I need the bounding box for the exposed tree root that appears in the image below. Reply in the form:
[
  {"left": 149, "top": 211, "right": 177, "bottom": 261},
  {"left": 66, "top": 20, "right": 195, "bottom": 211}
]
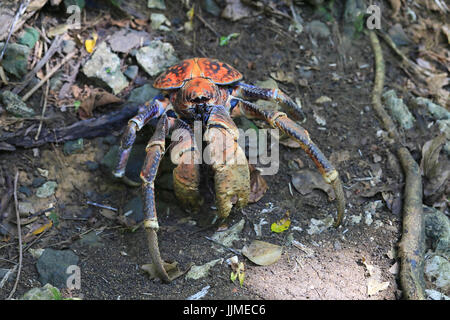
[{"left": 368, "top": 30, "right": 426, "bottom": 300}]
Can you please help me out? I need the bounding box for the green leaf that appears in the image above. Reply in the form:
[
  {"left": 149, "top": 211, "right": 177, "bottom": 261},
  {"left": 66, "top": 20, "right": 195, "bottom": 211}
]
[
  {"left": 48, "top": 211, "right": 59, "bottom": 227},
  {"left": 74, "top": 100, "right": 81, "bottom": 111},
  {"left": 219, "top": 33, "right": 240, "bottom": 46}
]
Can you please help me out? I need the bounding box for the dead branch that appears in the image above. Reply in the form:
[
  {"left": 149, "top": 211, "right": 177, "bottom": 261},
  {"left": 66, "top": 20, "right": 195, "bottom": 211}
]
[
  {"left": 0, "top": 103, "right": 139, "bottom": 148},
  {"left": 369, "top": 30, "right": 426, "bottom": 300}
]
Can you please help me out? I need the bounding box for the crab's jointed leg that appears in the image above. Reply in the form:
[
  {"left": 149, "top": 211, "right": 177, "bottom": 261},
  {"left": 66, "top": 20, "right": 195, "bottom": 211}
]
[
  {"left": 112, "top": 96, "right": 169, "bottom": 179},
  {"left": 170, "top": 120, "right": 203, "bottom": 212},
  {"left": 234, "top": 82, "right": 306, "bottom": 121},
  {"left": 140, "top": 113, "right": 177, "bottom": 283},
  {"left": 204, "top": 105, "right": 250, "bottom": 219},
  {"left": 232, "top": 99, "right": 346, "bottom": 226}
]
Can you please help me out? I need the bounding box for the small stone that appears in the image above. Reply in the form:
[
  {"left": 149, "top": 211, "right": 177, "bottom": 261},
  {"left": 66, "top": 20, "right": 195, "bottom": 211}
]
[
  {"left": 127, "top": 84, "right": 159, "bottom": 105},
  {"left": 424, "top": 255, "right": 450, "bottom": 291},
  {"left": 32, "top": 177, "right": 46, "bottom": 188},
  {"left": 36, "top": 181, "right": 58, "bottom": 198},
  {"left": 63, "top": 138, "right": 84, "bottom": 155},
  {"left": 382, "top": 90, "right": 415, "bottom": 130},
  {"left": 82, "top": 42, "right": 129, "bottom": 94},
  {"left": 18, "top": 202, "right": 35, "bottom": 216},
  {"left": 18, "top": 186, "right": 33, "bottom": 197},
  {"left": 124, "top": 65, "right": 139, "bottom": 80},
  {"left": 306, "top": 216, "right": 334, "bottom": 235},
  {"left": 62, "top": 39, "right": 76, "bottom": 54},
  {"left": 201, "top": 0, "right": 221, "bottom": 17},
  {"left": 150, "top": 13, "right": 171, "bottom": 31},
  {"left": 0, "top": 91, "right": 35, "bottom": 117},
  {"left": 36, "top": 248, "right": 79, "bottom": 289},
  {"left": 307, "top": 20, "right": 331, "bottom": 39},
  {"left": 136, "top": 41, "right": 178, "bottom": 77},
  {"left": 147, "top": 0, "right": 166, "bottom": 10},
  {"left": 0, "top": 43, "right": 30, "bottom": 78}
]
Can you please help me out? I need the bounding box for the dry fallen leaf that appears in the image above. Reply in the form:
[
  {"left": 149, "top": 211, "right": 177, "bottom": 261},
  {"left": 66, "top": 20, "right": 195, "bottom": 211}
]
[
  {"left": 85, "top": 33, "right": 98, "bottom": 53},
  {"left": 291, "top": 169, "right": 335, "bottom": 200},
  {"left": 74, "top": 86, "right": 122, "bottom": 119},
  {"left": 242, "top": 240, "right": 282, "bottom": 266},
  {"left": 248, "top": 165, "right": 268, "bottom": 203},
  {"left": 271, "top": 211, "right": 291, "bottom": 233}
]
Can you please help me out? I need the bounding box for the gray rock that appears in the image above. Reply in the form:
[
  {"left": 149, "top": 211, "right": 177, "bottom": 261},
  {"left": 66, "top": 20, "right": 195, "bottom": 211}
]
[
  {"left": 32, "top": 177, "right": 46, "bottom": 188},
  {"left": 36, "top": 181, "right": 58, "bottom": 198},
  {"left": 62, "top": 39, "right": 76, "bottom": 54},
  {"left": 201, "top": 0, "right": 221, "bottom": 17},
  {"left": 63, "top": 138, "right": 84, "bottom": 155},
  {"left": 424, "top": 206, "right": 450, "bottom": 259},
  {"left": 307, "top": 20, "right": 330, "bottom": 39},
  {"left": 124, "top": 65, "right": 139, "bottom": 80},
  {"left": 426, "top": 289, "right": 450, "bottom": 300},
  {"left": 108, "top": 30, "right": 151, "bottom": 53},
  {"left": 123, "top": 196, "right": 144, "bottom": 223},
  {"left": 82, "top": 42, "right": 129, "bottom": 94},
  {"left": 424, "top": 255, "right": 450, "bottom": 291},
  {"left": 18, "top": 186, "right": 32, "bottom": 197},
  {"left": 414, "top": 97, "right": 450, "bottom": 120},
  {"left": 147, "top": 0, "right": 166, "bottom": 10},
  {"left": 0, "top": 42, "right": 30, "bottom": 78},
  {"left": 382, "top": 90, "right": 415, "bottom": 130},
  {"left": 0, "top": 90, "right": 35, "bottom": 117},
  {"left": 127, "top": 84, "right": 159, "bottom": 105},
  {"left": 36, "top": 249, "right": 79, "bottom": 289},
  {"left": 136, "top": 41, "right": 178, "bottom": 77},
  {"left": 18, "top": 202, "right": 35, "bottom": 216}
]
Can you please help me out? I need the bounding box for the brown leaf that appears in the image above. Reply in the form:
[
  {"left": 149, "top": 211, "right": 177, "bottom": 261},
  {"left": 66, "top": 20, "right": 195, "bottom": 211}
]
[
  {"left": 77, "top": 87, "right": 122, "bottom": 119},
  {"left": 291, "top": 169, "right": 335, "bottom": 200},
  {"left": 248, "top": 164, "right": 268, "bottom": 203}
]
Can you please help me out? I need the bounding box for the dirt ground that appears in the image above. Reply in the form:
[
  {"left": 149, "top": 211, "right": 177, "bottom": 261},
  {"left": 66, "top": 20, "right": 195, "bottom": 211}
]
[{"left": 0, "top": 1, "right": 445, "bottom": 300}]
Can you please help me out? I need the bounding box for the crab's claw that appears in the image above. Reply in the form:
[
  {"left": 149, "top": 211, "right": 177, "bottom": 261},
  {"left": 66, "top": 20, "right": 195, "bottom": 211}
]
[{"left": 204, "top": 105, "right": 250, "bottom": 218}]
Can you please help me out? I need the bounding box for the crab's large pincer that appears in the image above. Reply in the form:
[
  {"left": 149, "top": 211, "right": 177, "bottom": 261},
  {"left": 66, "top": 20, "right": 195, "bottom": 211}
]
[
  {"left": 204, "top": 107, "right": 250, "bottom": 218},
  {"left": 170, "top": 126, "right": 204, "bottom": 212}
]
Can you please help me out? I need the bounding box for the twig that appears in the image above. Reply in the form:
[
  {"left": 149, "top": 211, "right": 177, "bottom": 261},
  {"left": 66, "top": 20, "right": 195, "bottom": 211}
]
[
  {"left": 368, "top": 30, "right": 425, "bottom": 300},
  {"left": 22, "top": 50, "right": 77, "bottom": 102},
  {"left": 35, "top": 39, "right": 50, "bottom": 141},
  {"left": 7, "top": 171, "right": 22, "bottom": 300},
  {"left": 86, "top": 201, "right": 118, "bottom": 212},
  {"left": 195, "top": 14, "right": 220, "bottom": 38}
]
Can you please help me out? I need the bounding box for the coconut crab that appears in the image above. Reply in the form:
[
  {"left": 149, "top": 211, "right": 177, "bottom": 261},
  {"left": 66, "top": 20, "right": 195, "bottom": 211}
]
[{"left": 112, "top": 58, "right": 345, "bottom": 282}]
